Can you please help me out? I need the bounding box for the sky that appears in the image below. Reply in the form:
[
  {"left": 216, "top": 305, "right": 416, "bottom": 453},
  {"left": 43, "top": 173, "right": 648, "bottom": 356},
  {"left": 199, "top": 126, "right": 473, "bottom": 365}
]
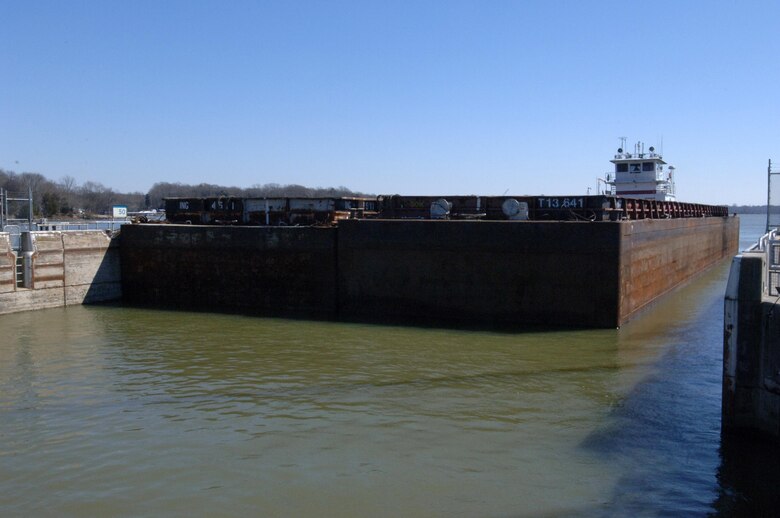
[{"left": 1, "top": 0, "right": 778, "bottom": 205}]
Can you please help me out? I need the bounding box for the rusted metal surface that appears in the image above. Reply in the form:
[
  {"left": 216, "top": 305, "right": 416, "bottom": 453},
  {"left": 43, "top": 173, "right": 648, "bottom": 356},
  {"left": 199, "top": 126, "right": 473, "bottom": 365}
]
[
  {"left": 337, "top": 216, "right": 738, "bottom": 328},
  {"left": 337, "top": 219, "right": 623, "bottom": 328},
  {"left": 377, "top": 195, "right": 729, "bottom": 221},
  {"left": 121, "top": 215, "right": 738, "bottom": 329},
  {"left": 164, "top": 196, "right": 379, "bottom": 226},
  {"left": 202, "top": 197, "right": 244, "bottom": 224},
  {"left": 376, "top": 195, "right": 620, "bottom": 220},
  {"left": 120, "top": 225, "right": 339, "bottom": 317},
  {"left": 163, "top": 198, "right": 206, "bottom": 224},
  {"left": 618, "top": 217, "right": 740, "bottom": 324},
  {"left": 163, "top": 194, "right": 729, "bottom": 225},
  {"left": 619, "top": 198, "right": 729, "bottom": 219}
]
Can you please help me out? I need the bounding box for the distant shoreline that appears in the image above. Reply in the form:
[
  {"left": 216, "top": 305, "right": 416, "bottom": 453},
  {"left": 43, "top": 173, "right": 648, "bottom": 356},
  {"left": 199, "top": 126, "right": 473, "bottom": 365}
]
[{"left": 729, "top": 206, "right": 772, "bottom": 214}]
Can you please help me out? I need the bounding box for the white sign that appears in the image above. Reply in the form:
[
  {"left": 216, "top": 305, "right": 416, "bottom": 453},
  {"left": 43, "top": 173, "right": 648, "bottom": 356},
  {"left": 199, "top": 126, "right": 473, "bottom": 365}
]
[{"left": 113, "top": 205, "right": 128, "bottom": 218}]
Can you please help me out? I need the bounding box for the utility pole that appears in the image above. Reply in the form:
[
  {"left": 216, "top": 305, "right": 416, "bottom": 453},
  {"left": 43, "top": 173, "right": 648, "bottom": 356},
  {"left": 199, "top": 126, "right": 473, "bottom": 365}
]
[
  {"left": 768, "top": 159, "right": 775, "bottom": 233},
  {"left": 28, "top": 185, "right": 33, "bottom": 228}
]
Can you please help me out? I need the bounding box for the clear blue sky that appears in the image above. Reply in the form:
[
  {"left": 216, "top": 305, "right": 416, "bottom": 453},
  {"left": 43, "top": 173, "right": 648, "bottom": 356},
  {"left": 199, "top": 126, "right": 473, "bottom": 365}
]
[{"left": 2, "top": 0, "right": 777, "bottom": 205}]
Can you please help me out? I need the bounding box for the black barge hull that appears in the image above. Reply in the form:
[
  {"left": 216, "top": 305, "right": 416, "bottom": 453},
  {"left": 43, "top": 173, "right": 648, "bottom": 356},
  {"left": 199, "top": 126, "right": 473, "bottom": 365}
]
[{"left": 120, "top": 215, "right": 739, "bottom": 328}]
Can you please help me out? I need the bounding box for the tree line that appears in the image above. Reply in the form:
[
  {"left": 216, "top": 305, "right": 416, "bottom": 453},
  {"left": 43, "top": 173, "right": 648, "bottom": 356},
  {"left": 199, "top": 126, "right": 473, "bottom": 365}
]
[
  {"left": 729, "top": 205, "right": 772, "bottom": 214},
  {"left": 0, "top": 168, "right": 367, "bottom": 219}
]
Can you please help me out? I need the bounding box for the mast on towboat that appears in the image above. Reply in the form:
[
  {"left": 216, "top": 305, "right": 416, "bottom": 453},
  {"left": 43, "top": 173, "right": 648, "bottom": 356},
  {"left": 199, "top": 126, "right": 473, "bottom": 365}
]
[{"left": 602, "top": 140, "right": 676, "bottom": 201}]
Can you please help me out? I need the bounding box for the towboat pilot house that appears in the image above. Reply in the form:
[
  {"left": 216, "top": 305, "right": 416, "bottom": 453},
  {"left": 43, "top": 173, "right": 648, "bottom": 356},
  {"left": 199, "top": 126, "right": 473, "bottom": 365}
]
[{"left": 606, "top": 141, "right": 676, "bottom": 202}]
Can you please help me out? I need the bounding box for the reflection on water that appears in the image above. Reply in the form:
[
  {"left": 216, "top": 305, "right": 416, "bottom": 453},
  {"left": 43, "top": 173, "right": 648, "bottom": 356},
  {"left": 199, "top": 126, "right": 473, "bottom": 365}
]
[
  {"left": 584, "top": 261, "right": 730, "bottom": 516},
  {"left": 1, "top": 306, "right": 634, "bottom": 516},
  {"left": 0, "top": 215, "right": 766, "bottom": 516}
]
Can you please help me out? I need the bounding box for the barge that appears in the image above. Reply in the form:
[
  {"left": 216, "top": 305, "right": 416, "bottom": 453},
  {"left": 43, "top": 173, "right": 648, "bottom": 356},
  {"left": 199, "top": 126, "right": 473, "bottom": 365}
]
[{"left": 120, "top": 142, "right": 739, "bottom": 328}]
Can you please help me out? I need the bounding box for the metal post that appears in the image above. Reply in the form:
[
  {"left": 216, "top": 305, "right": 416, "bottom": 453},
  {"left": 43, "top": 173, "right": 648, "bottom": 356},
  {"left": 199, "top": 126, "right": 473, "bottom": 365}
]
[
  {"left": 768, "top": 159, "right": 772, "bottom": 233},
  {"left": 28, "top": 185, "right": 33, "bottom": 229}
]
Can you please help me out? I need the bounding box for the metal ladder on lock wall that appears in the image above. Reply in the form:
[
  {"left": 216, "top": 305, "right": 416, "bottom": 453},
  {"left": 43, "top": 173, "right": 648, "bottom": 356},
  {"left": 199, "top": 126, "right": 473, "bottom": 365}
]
[
  {"left": 15, "top": 254, "right": 24, "bottom": 288},
  {"left": 2, "top": 225, "right": 25, "bottom": 289}
]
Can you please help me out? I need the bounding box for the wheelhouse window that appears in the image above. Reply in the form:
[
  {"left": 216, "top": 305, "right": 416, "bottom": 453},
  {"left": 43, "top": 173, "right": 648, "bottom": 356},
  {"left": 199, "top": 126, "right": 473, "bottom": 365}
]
[
  {"left": 642, "top": 162, "right": 655, "bottom": 172},
  {"left": 616, "top": 163, "right": 628, "bottom": 173},
  {"left": 630, "top": 163, "right": 641, "bottom": 173}
]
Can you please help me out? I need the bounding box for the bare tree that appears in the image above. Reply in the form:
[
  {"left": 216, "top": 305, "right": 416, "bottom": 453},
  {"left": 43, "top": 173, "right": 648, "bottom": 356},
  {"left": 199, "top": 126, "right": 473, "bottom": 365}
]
[
  {"left": 59, "top": 175, "right": 77, "bottom": 194},
  {"left": 80, "top": 181, "right": 116, "bottom": 215}
]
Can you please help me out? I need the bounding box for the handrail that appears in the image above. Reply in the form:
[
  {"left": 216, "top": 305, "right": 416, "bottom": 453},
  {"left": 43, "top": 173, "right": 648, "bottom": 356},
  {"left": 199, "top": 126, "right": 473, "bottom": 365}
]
[{"left": 751, "top": 229, "right": 780, "bottom": 296}]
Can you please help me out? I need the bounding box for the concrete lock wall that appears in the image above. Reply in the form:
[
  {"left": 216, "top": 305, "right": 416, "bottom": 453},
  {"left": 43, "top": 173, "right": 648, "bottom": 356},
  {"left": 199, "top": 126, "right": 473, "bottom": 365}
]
[
  {"left": 63, "top": 232, "right": 123, "bottom": 305},
  {"left": 120, "top": 225, "right": 338, "bottom": 317},
  {"left": 0, "top": 231, "right": 121, "bottom": 315},
  {"left": 119, "top": 217, "right": 737, "bottom": 329},
  {"left": 723, "top": 253, "right": 780, "bottom": 439},
  {"left": 0, "top": 234, "right": 16, "bottom": 294}
]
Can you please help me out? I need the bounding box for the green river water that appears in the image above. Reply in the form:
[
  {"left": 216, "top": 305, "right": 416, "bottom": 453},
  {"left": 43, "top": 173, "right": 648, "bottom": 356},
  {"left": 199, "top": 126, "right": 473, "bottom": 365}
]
[{"left": 0, "top": 214, "right": 773, "bottom": 517}]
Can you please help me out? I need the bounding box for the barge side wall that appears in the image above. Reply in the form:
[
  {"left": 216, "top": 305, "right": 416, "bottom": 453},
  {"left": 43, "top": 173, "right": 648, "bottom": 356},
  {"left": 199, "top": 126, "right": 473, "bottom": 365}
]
[
  {"left": 119, "top": 225, "right": 338, "bottom": 317},
  {"left": 337, "top": 220, "right": 622, "bottom": 328},
  {"left": 619, "top": 216, "right": 740, "bottom": 325},
  {"left": 119, "top": 217, "right": 737, "bottom": 328}
]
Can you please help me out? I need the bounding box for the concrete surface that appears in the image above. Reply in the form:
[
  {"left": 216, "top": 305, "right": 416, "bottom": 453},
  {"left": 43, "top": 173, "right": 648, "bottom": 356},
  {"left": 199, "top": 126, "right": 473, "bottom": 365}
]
[
  {"left": 0, "top": 230, "right": 121, "bottom": 315},
  {"left": 724, "top": 252, "right": 780, "bottom": 439}
]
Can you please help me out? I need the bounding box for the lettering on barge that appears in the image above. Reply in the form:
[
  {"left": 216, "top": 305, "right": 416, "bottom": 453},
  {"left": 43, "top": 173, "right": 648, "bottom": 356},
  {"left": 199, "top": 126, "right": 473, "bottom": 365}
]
[{"left": 537, "top": 197, "right": 585, "bottom": 209}]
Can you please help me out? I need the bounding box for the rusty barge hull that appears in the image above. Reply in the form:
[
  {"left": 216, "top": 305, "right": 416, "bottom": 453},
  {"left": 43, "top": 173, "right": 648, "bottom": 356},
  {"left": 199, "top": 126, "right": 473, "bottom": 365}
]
[{"left": 120, "top": 215, "right": 739, "bottom": 329}]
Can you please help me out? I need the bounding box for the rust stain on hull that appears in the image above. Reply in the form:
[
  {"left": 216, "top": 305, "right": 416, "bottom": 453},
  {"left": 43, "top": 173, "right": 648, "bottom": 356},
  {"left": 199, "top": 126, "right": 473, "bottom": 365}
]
[
  {"left": 120, "top": 215, "right": 739, "bottom": 329},
  {"left": 618, "top": 217, "right": 740, "bottom": 325}
]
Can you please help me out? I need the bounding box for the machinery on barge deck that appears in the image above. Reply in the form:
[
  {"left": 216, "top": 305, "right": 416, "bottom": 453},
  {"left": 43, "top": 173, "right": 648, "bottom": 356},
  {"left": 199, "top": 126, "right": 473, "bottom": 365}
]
[
  {"left": 163, "top": 193, "right": 728, "bottom": 225},
  {"left": 162, "top": 140, "right": 728, "bottom": 225}
]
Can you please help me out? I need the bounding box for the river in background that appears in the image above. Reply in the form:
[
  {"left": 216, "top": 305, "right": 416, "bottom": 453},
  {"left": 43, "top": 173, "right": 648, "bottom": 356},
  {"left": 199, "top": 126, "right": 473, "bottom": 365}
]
[{"left": 0, "top": 214, "right": 775, "bottom": 517}]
